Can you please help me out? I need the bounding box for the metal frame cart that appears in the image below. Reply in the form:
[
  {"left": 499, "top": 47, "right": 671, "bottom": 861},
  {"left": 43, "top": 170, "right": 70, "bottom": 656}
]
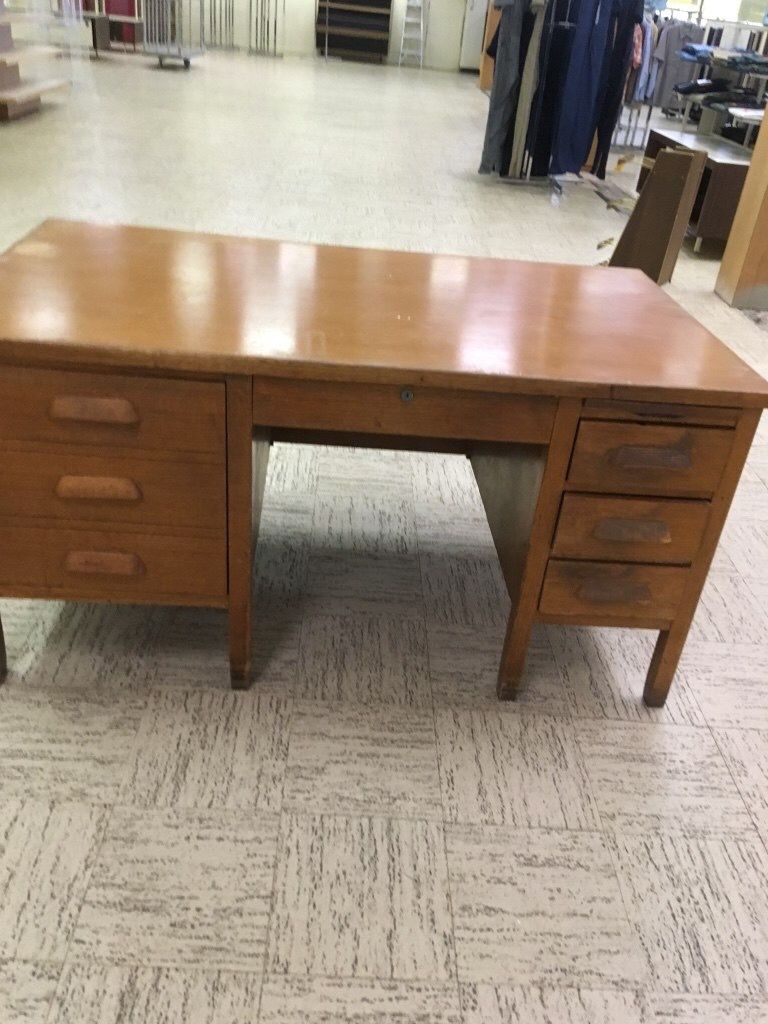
[{"left": 144, "top": 0, "right": 202, "bottom": 66}]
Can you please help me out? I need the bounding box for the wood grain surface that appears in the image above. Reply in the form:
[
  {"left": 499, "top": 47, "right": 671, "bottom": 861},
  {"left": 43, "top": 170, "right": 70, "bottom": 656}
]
[{"left": 1, "top": 220, "right": 767, "bottom": 406}]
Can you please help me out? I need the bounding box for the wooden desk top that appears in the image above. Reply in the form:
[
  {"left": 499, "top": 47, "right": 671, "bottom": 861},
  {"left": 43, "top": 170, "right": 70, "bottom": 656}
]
[{"left": 1, "top": 219, "right": 767, "bottom": 407}]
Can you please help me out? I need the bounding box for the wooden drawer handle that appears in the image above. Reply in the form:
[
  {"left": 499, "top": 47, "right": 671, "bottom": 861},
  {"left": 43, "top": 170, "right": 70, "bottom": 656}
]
[
  {"left": 612, "top": 440, "right": 692, "bottom": 472},
  {"left": 55, "top": 476, "right": 143, "bottom": 503},
  {"left": 592, "top": 517, "right": 672, "bottom": 545},
  {"left": 63, "top": 551, "right": 145, "bottom": 576},
  {"left": 577, "top": 579, "right": 652, "bottom": 605},
  {"left": 49, "top": 396, "right": 140, "bottom": 427}
]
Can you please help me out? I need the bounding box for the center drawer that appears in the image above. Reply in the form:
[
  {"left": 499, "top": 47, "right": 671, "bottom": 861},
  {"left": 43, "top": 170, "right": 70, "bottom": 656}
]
[
  {"left": 567, "top": 420, "right": 734, "bottom": 497},
  {"left": 0, "top": 450, "right": 225, "bottom": 530},
  {"left": 552, "top": 494, "right": 709, "bottom": 565},
  {"left": 252, "top": 377, "right": 557, "bottom": 444}
]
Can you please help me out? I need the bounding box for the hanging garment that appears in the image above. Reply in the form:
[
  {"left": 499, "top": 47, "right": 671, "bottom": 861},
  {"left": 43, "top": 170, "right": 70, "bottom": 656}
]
[
  {"left": 507, "top": 0, "right": 547, "bottom": 177},
  {"left": 632, "top": 23, "right": 642, "bottom": 67},
  {"left": 500, "top": 6, "right": 537, "bottom": 173},
  {"left": 633, "top": 15, "right": 655, "bottom": 101},
  {"left": 549, "top": 0, "right": 619, "bottom": 176},
  {"left": 479, "top": 0, "right": 531, "bottom": 174},
  {"left": 650, "top": 20, "right": 705, "bottom": 110},
  {"left": 527, "top": 0, "right": 578, "bottom": 177},
  {"left": 590, "top": 0, "right": 643, "bottom": 179}
]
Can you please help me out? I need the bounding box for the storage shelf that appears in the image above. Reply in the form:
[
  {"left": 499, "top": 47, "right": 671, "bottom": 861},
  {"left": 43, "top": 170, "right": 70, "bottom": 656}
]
[{"left": 318, "top": 1, "right": 390, "bottom": 11}]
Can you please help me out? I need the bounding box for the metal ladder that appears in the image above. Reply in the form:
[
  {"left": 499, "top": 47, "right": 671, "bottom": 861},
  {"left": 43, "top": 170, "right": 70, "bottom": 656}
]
[{"left": 398, "top": 0, "right": 425, "bottom": 66}]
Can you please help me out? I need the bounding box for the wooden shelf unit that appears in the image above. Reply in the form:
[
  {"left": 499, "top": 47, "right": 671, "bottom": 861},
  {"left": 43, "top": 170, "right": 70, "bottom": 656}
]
[
  {"left": 0, "top": 1, "right": 67, "bottom": 121},
  {"left": 316, "top": 0, "right": 391, "bottom": 62}
]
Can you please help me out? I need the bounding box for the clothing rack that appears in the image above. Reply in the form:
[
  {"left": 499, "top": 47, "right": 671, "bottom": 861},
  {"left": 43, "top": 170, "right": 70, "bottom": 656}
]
[{"left": 479, "top": 0, "right": 644, "bottom": 182}]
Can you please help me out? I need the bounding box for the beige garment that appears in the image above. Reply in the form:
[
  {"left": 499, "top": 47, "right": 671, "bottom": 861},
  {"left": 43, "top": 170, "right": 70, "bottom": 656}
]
[{"left": 507, "top": 0, "right": 547, "bottom": 178}]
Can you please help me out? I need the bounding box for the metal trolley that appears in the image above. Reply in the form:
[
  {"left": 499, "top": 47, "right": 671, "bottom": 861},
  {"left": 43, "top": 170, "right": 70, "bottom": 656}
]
[{"left": 144, "top": 0, "right": 203, "bottom": 67}]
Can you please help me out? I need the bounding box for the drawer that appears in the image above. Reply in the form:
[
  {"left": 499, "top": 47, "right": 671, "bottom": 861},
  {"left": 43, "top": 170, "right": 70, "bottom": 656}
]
[
  {"left": 0, "top": 366, "right": 225, "bottom": 456},
  {"left": 46, "top": 529, "right": 227, "bottom": 600},
  {"left": 253, "top": 377, "right": 557, "bottom": 444},
  {"left": 552, "top": 494, "right": 709, "bottom": 565},
  {"left": 539, "top": 560, "right": 687, "bottom": 623},
  {"left": 0, "top": 526, "right": 47, "bottom": 587},
  {"left": 567, "top": 421, "right": 734, "bottom": 496},
  {"left": 582, "top": 399, "right": 740, "bottom": 427},
  {"left": 0, "top": 450, "right": 226, "bottom": 530}
]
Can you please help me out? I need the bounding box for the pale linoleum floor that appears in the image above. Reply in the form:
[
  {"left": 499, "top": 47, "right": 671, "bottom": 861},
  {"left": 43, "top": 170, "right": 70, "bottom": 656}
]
[{"left": 2, "top": 52, "right": 768, "bottom": 1024}]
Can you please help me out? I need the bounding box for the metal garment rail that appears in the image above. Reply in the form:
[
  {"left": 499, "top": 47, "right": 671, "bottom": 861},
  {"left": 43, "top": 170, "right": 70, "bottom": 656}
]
[
  {"left": 206, "top": 0, "right": 234, "bottom": 48},
  {"left": 248, "top": 0, "right": 283, "bottom": 55},
  {"left": 144, "top": 0, "right": 204, "bottom": 65}
]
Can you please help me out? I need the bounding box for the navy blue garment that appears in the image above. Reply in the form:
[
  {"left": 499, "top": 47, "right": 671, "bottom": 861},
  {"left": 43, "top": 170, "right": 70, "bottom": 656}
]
[
  {"left": 527, "top": 0, "right": 578, "bottom": 177},
  {"left": 550, "top": 0, "right": 616, "bottom": 175},
  {"left": 591, "top": 0, "right": 643, "bottom": 178}
]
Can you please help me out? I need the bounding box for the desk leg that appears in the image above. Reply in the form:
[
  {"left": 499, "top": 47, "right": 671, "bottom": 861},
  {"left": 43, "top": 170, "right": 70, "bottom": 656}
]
[
  {"left": 0, "top": 611, "right": 6, "bottom": 683},
  {"left": 471, "top": 399, "right": 581, "bottom": 700},
  {"left": 226, "top": 377, "right": 270, "bottom": 690},
  {"left": 644, "top": 408, "right": 761, "bottom": 706}
]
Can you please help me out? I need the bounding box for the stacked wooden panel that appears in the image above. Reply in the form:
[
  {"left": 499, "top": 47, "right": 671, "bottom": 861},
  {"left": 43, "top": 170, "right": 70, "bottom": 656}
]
[{"left": 0, "top": 0, "right": 67, "bottom": 121}]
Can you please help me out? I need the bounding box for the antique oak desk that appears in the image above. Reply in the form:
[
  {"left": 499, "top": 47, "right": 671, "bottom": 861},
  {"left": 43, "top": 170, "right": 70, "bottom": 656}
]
[{"left": 1, "top": 220, "right": 767, "bottom": 705}]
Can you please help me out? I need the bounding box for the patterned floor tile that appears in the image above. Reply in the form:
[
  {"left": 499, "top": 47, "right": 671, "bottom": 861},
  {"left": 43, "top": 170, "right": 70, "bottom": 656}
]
[
  {"left": 0, "top": 960, "right": 60, "bottom": 1024},
  {"left": 721, "top": 521, "right": 768, "bottom": 579},
  {"left": 410, "top": 454, "right": 483, "bottom": 510},
  {"left": 0, "top": 599, "right": 48, "bottom": 679},
  {"left": 120, "top": 689, "right": 291, "bottom": 811},
  {"left": 645, "top": 993, "right": 768, "bottom": 1022},
  {"left": 678, "top": 642, "right": 768, "bottom": 729},
  {"left": 420, "top": 553, "right": 509, "bottom": 629},
  {"left": 71, "top": 807, "right": 278, "bottom": 970},
  {"left": 609, "top": 832, "right": 768, "bottom": 994},
  {"left": 0, "top": 689, "right": 145, "bottom": 803},
  {"left": 49, "top": 964, "right": 261, "bottom": 1024},
  {"left": 297, "top": 615, "right": 431, "bottom": 706},
  {"left": 447, "top": 825, "right": 648, "bottom": 988},
  {"left": 304, "top": 553, "right": 423, "bottom": 616},
  {"left": 285, "top": 702, "right": 441, "bottom": 818},
  {"left": 727, "top": 478, "right": 768, "bottom": 522},
  {"left": 142, "top": 608, "right": 231, "bottom": 691},
  {"left": 436, "top": 710, "right": 599, "bottom": 828},
  {"left": 13, "top": 604, "right": 161, "bottom": 692},
  {"left": 312, "top": 495, "right": 417, "bottom": 556},
  {"left": 259, "top": 976, "right": 462, "bottom": 1023},
  {"left": 0, "top": 800, "right": 106, "bottom": 960},
  {"left": 690, "top": 573, "right": 768, "bottom": 646},
  {"left": 427, "top": 624, "right": 571, "bottom": 714},
  {"left": 460, "top": 984, "right": 645, "bottom": 1024},
  {"left": 576, "top": 721, "right": 753, "bottom": 836},
  {"left": 316, "top": 448, "right": 414, "bottom": 500},
  {"left": 414, "top": 506, "right": 496, "bottom": 557},
  {"left": 254, "top": 499, "right": 315, "bottom": 603},
  {"left": 268, "top": 814, "right": 455, "bottom": 980},
  {"left": 265, "top": 442, "right": 319, "bottom": 497},
  {"left": 548, "top": 627, "right": 706, "bottom": 726},
  {"left": 251, "top": 612, "right": 304, "bottom": 693},
  {"left": 714, "top": 728, "right": 768, "bottom": 833}
]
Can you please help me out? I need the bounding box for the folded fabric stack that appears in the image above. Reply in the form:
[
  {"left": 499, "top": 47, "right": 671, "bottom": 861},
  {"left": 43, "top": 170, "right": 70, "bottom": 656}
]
[
  {"left": 711, "top": 49, "right": 768, "bottom": 73},
  {"left": 679, "top": 42, "right": 714, "bottom": 60},
  {"left": 674, "top": 76, "right": 730, "bottom": 95},
  {"left": 701, "top": 88, "right": 759, "bottom": 110}
]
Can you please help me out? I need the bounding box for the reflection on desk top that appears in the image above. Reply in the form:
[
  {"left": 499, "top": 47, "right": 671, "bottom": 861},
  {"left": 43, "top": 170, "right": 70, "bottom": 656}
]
[
  {"left": 1, "top": 219, "right": 767, "bottom": 407},
  {"left": 649, "top": 127, "right": 752, "bottom": 167}
]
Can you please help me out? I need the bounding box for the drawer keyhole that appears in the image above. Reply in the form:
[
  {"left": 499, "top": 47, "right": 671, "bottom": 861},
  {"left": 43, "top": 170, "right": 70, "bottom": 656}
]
[{"left": 400, "top": 388, "right": 415, "bottom": 403}]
